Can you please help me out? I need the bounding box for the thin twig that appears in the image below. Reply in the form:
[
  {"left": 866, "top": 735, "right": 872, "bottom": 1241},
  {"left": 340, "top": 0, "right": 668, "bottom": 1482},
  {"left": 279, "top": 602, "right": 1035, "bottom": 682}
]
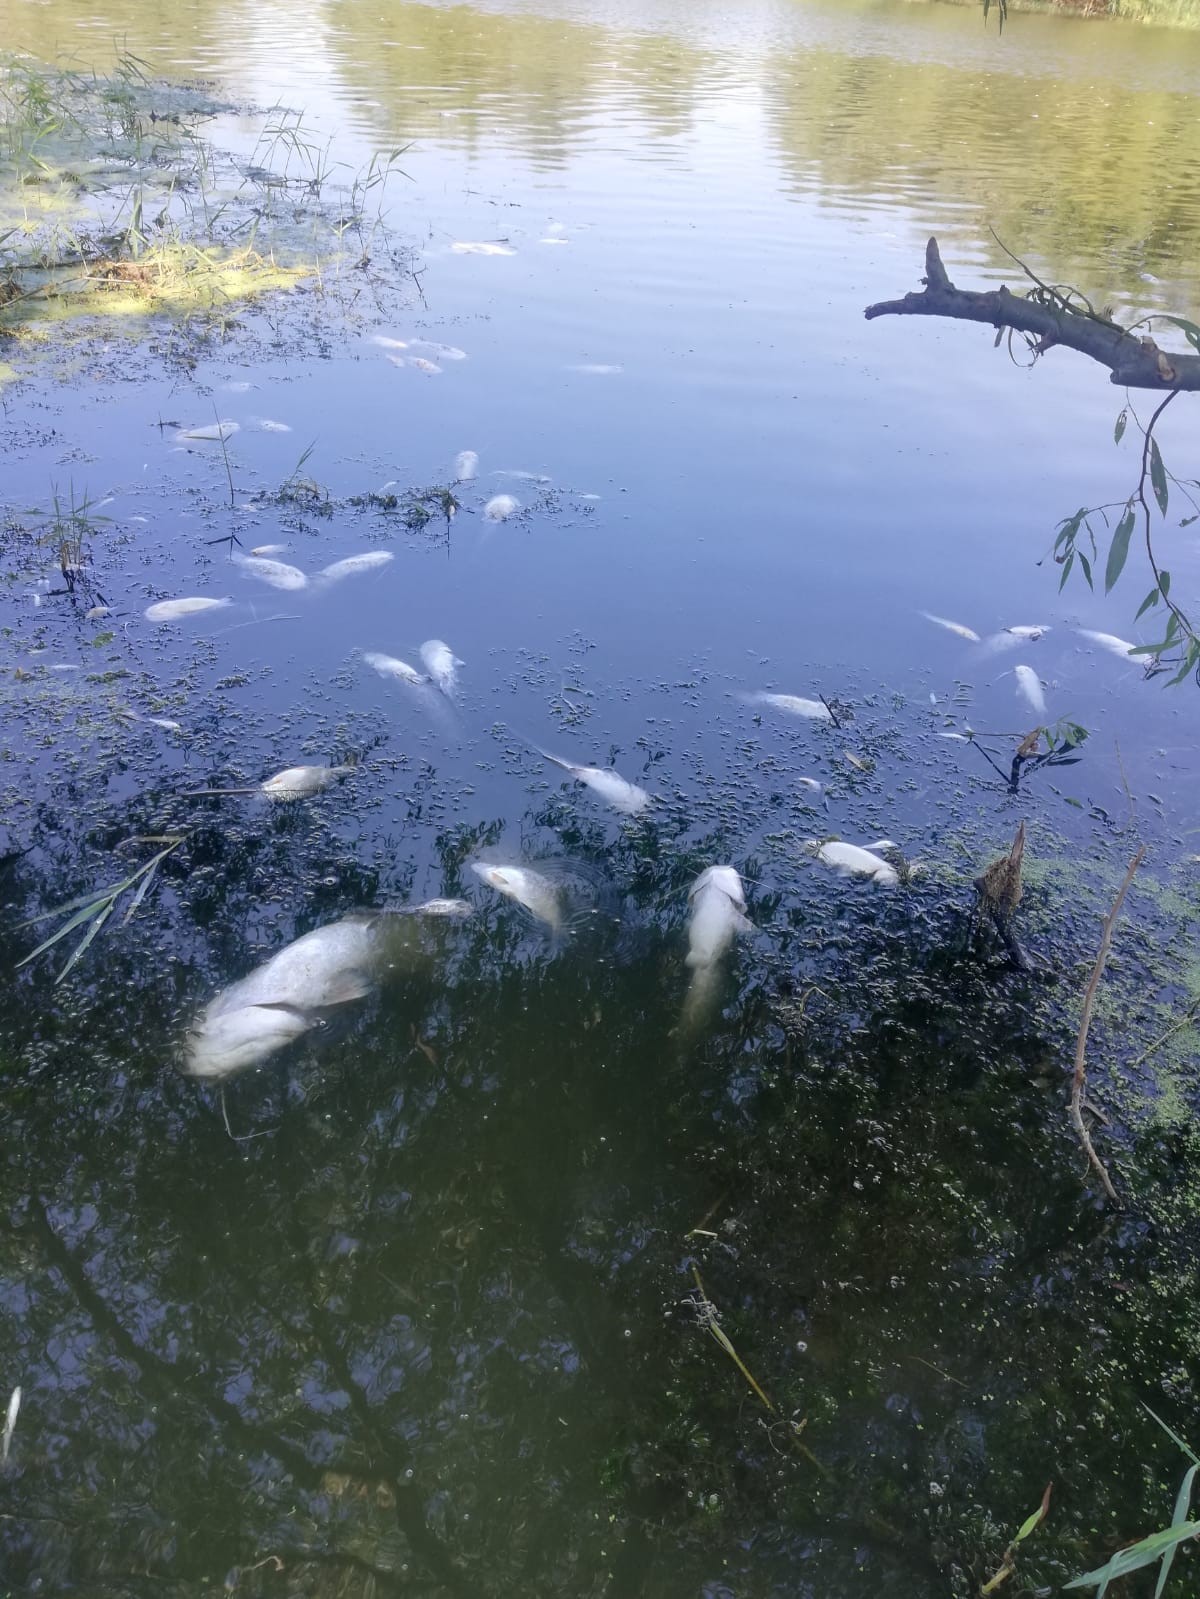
[
  {"left": 1129, "top": 1003, "right": 1200, "bottom": 1072},
  {"left": 1114, "top": 738, "right": 1137, "bottom": 832},
  {"left": 1069, "top": 848, "right": 1145, "bottom": 1204}
]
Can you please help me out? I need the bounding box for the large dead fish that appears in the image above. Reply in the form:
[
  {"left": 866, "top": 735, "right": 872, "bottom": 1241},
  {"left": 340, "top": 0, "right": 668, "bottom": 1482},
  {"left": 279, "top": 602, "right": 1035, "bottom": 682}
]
[
  {"left": 1014, "top": 664, "right": 1047, "bottom": 717},
  {"left": 362, "top": 652, "right": 427, "bottom": 686},
  {"left": 1077, "top": 628, "right": 1138, "bottom": 659},
  {"left": 920, "top": 612, "right": 981, "bottom": 643},
  {"left": 317, "top": 552, "right": 394, "bottom": 585},
  {"left": 686, "top": 865, "right": 751, "bottom": 971},
  {"left": 186, "top": 764, "right": 355, "bottom": 801},
  {"left": 233, "top": 554, "right": 308, "bottom": 592},
  {"left": 747, "top": 691, "right": 833, "bottom": 722}
]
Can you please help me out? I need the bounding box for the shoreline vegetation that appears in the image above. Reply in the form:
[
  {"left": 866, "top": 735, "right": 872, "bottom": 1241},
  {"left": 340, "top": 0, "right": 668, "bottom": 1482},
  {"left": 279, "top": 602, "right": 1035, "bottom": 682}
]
[{"left": 942, "top": 0, "right": 1200, "bottom": 24}]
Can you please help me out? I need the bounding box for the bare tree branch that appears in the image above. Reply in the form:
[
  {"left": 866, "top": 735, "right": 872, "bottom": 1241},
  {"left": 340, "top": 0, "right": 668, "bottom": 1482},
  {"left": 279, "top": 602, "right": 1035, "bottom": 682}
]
[{"left": 865, "top": 238, "right": 1200, "bottom": 392}]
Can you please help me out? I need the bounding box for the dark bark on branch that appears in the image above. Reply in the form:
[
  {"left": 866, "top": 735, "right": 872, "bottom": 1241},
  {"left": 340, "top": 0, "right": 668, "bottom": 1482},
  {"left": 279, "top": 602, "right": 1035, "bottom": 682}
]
[{"left": 865, "top": 237, "right": 1200, "bottom": 392}]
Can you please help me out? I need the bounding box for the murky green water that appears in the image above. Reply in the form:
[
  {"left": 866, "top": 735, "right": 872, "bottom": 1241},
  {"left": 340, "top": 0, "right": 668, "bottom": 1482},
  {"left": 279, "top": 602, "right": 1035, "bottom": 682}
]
[{"left": 2, "top": 1, "right": 1200, "bottom": 1594}]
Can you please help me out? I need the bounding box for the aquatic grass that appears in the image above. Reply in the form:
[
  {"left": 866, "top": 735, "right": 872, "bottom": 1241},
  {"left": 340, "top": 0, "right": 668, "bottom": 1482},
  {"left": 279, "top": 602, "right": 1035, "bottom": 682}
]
[{"left": 14, "top": 834, "right": 186, "bottom": 982}]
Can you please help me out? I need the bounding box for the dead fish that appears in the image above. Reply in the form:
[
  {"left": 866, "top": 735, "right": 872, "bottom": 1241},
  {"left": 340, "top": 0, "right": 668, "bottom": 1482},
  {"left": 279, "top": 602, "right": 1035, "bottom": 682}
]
[
  {"left": 317, "top": 552, "right": 395, "bottom": 584},
  {"left": 484, "top": 494, "right": 520, "bottom": 521},
  {"left": 371, "top": 334, "right": 409, "bottom": 350},
  {"left": 362, "top": 651, "right": 426, "bottom": 686},
  {"left": 177, "top": 420, "right": 239, "bottom": 442},
  {"left": 686, "top": 865, "right": 751, "bottom": 970},
  {"left": 145, "top": 596, "right": 233, "bottom": 622},
  {"left": 420, "top": 639, "right": 462, "bottom": 698},
  {"left": 540, "top": 236, "right": 569, "bottom": 245},
  {"left": 451, "top": 241, "right": 516, "bottom": 256},
  {"left": 184, "top": 913, "right": 385, "bottom": 1078},
  {"left": 797, "top": 777, "right": 823, "bottom": 794},
  {"left": 920, "top": 612, "right": 981, "bottom": 643},
  {"left": 47, "top": 663, "right": 81, "bottom": 672},
  {"left": 495, "top": 469, "right": 551, "bottom": 483},
  {"left": 1077, "top": 628, "right": 1138, "bottom": 659},
  {"left": 233, "top": 555, "right": 308, "bottom": 592},
  {"left": 807, "top": 839, "right": 899, "bottom": 886},
  {"left": 470, "top": 862, "right": 562, "bottom": 931},
  {"left": 404, "top": 897, "right": 473, "bottom": 919},
  {"left": 145, "top": 716, "right": 184, "bottom": 733},
  {"left": 939, "top": 731, "right": 973, "bottom": 742},
  {"left": 221, "top": 380, "right": 255, "bottom": 393},
  {"left": 2, "top": 1386, "right": 20, "bottom": 1465},
  {"left": 85, "top": 605, "right": 111, "bottom": 620},
  {"left": 408, "top": 339, "right": 467, "bottom": 361},
  {"left": 250, "top": 543, "right": 289, "bottom": 556},
  {"left": 454, "top": 450, "right": 479, "bottom": 482},
  {"left": 261, "top": 764, "right": 355, "bottom": 801},
  {"left": 406, "top": 357, "right": 443, "bottom": 376},
  {"left": 748, "top": 691, "right": 833, "bottom": 722},
  {"left": 567, "top": 363, "right": 622, "bottom": 375},
  {"left": 1005, "top": 624, "right": 1050, "bottom": 640},
  {"left": 254, "top": 418, "right": 292, "bottom": 433},
  {"left": 1014, "top": 664, "right": 1047, "bottom": 717},
  {"left": 535, "top": 747, "right": 651, "bottom": 815}
]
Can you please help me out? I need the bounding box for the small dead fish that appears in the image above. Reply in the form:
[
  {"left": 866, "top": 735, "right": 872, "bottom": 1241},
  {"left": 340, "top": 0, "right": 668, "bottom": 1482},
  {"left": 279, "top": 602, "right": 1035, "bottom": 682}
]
[
  {"left": 221, "top": 380, "right": 255, "bottom": 393},
  {"left": 1077, "top": 628, "right": 1138, "bottom": 659},
  {"left": 844, "top": 750, "right": 872, "bottom": 773},
  {"left": 318, "top": 552, "right": 395, "bottom": 584},
  {"left": 920, "top": 612, "right": 981, "bottom": 643},
  {"left": 405, "top": 897, "right": 473, "bottom": 919},
  {"left": 254, "top": 418, "right": 292, "bottom": 433},
  {"left": 748, "top": 691, "right": 833, "bottom": 722},
  {"left": 567, "top": 363, "right": 622, "bottom": 375},
  {"left": 2, "top": 1385, "right": 20, "bottom": 1465},
  {"left": 1004, "top": 624, "right": 1050, "bottom": 640},
  {"left": 85, "top": 605, "right": 111, "bottom": 620},
  {"left": 363, "top": 652, "right": 426, "bottom": 686},
  {"left": 233, "top": 555, "right": 308, "bottom": 592},
  {"left": 420, "top": 639, "right": 462, "bottom": 698},
  {"left": 539, "top": 236, "right": 569, "bottom": 245},
  {"left": 470, "top": 862, "right": 562, "bottom": 930},
  {"left": 406, "top": 356, "right": 443, "bottom": 376},
  {"left": 1014, "top": 664, "right": 1047, "bottom": 717},
  {"left": 371, "top": 334, "right": 409, "bottom": 350},
  {"left": 145, "top": 596, "right": 233, "bottom": 622},
  {"left": 536, "top": 747, "right": 651, "bottom": 815},
  {"left": 797, "top": 777, "right": 823, "bottom": 793},
  {"left": 808, "top": 839, "right": 899, "bottom": 886},
  {"left": 48, "top": 663, "right": 81, "bottom": 672},
  {"left": 495, "top": 469, "right": 550, "bottom": 483},
  {"left": 408, "top": 339, "right": 467, "bottom": 361},
  {"left": 939, "top": 731, "right": 973, "bottom": 742},
  {"left": 485, "top": 494, "right": 520, "bottom": 521},
  {"left": 451, "top": 241, "right": 515, "bottom": 256},
  {"left": 454, "top": 450, "right": 479, "bottom": 482},
  {"left": 686, "top": 865, "right": 751, "bottom": 970},
  {"left": 146, "top": 716, "right": 184, "bottom": 733},
  {"left": 177, "top": 420, "right": 239, "bottom": 442},
  {"left": 261, "top": 764, "right": 355, "bottom": 801},
  {"left": 250, "top": 543, "right": 289, "bottom": 556}
]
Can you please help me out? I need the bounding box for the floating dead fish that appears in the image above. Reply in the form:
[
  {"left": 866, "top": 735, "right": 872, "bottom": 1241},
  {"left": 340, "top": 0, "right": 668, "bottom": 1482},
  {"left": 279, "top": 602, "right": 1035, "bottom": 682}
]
[
  {"left": 145, "top": 596, "right": 233, "bottom": 623},
  {"left": 796, "top": 777, "right": 823, "bottom": 793},
  {"left": 405, "top": 356, "right": 443, "bottom": 376},
  {"left": 1077, "top": 628, "right": 1138, "bottom": 659},
  {"left": 747, "top": 691, "right": 833, "bottom": 722},
  {"left": 261, "top": 764, "right": 355, "bottom": 801},
  {"left": 254, "top": 418, "right": 292, "bottom": 433},
  {"left": 807, "top": 839, "right": 899, "bottom": 886},
  {"left": 920, "top": 612, "right": 980, "bottom": 643},
  {"left": 470, "top": 862, "right": 563, "bottom": 931},
  {"left": 454, "top": 449, "right": 479, "bottom": 482},
  {"left": 2, "top": 1385, "right": 20, "bottom": 1465},
  {"left": 250, "top": 543, "right": 289, "bottom": 556},
  {"left": 363, "top": 652, "right": 426, "bottom": 686},
  {"left": 371, "top": 334, "right": 409, "bottom": 350},
  {"left": 233, "top": 554, "right": 308, "bottom": 592},
  {"left": 221, "top": 380, "right": 255, "bottom": 393},
  {"left": 535, "top": 746, "right": 650, "bottom": 815},
  {"left": 1014, "top": 664, "right": 1047, "bottom": 717},
  {"left": 484, "top": 494, "right": 520, "bottom": 522},
  {"left": 495, "top": 469, "right": 551, "bottom": 483},
  {"left": 145, "top": 716, "right": 184, "bottom": 733},
  {"left": 317, "top": 552, "right": 395, "bottom": 584},
  {"left": 420, "top": 639, "right": 462, "bottom": 698},
  {"left": 85, "top": 605, "right": 111, "bottom": 620},
  {"left": 686, "top": 865, "right": 751, "bottom": 971},
  {"left": 404, "top": 897, "right": 474, "bottom": 919},
  {"left": 408, "top": 339, "right": 467, "bottom": 361},
  {"left": 540, "top": 236, "right": 569, "bottom": 245},
  {"left": 939, "top": 731, "right": 973, "bottom": 742},
  {"left": 451, "top": 241, "right": 516, "bottom": 256},
  {"left": 567, "top": 363, "right": 622, "bottom": 375},
  {"left": 184, "top": 913, "right": 387, "bottom": 1078},
  {"left": 1004, "top": 624, "right": 1050, "bottom": 640},
  {"left": 177, "top": 421, "right": 239, "bottom": 442},
  {"left": 47, "top": 663, "right": 81, "bottom": 672}
]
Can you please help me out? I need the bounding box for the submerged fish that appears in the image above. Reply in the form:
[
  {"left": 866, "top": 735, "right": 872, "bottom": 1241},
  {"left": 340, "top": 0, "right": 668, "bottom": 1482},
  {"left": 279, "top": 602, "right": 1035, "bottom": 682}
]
[
  {"left": 145, "top": 596, "right": 232, "bottom": 623},
  {"left": 371, "top": 334, "right": 409, "bottom": 350},
  {"left": 2, "top": 1385, "right": 20, "bottom": 1465},
  {"left": 363, "top": 651, "right": 426, "bottom": 686},
  {"left": 318, "top": 552, "right": 395, "bottom": 584},
  {"left": 536, "top": 747, "right": 650, "bottom": 815},
  {"left": 807, "top": 839, "right": 899, "bottom": 886},
  {"left": 470, "top": 862, "right": 562, "bottom": 931},
  {"left": 177, "top": 421, "right": 239, "bottom": 442},
  {"left": 184, "top": 913, "right": 386, "bottom": 1078},
  {"left": 686, "top": 865, "right": 751, "bottom": 970},
  {"left": 1014, "top": 664, "right": 1047, "bottom": 717},
  {"left": 484, "top": 494, "right": 520, "bottom": 522},
  {"left": 748, "top": 691, "right": 833, "bottom": 722},
  {"left": 451, "top": 241, "right": 516, "bottom": 256},
  {"left": 233, "top": 554, "right": 308, "bottom": 592},
  {"left": 454, "top": 450, "right": 479, "bottom": 482},
  {"left": 1077, "top": 628, "right": 1138, "bottom": 659},
  {"left": 420, "top": 639, "right": 462, "bottom": 698},
  {"left": 920, "top": 612, "right": 981, "bottom": 643}
]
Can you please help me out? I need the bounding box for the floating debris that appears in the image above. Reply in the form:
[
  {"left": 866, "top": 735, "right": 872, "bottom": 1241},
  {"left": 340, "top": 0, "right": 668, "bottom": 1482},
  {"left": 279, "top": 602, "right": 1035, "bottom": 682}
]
[
  {"left": 317, "top": 552, "right": 395, "bottom": 584},
  {"left": 747, "top": 691, "right": 833, "bottom": 722},
  {"left": 484, "top": 494, "right": 521, "bottom": 522},
  {"left": 807, "top": 839, "right": 899, "bottom": 886},
  {"left": 362, "top": 652, "right": 426, "bottom": 686},
  {"left": 454, "top": 449, "right": 479, "bottom": 482},
  {"left": 408, "top": 339, "right": 467, "bottom": 361},
  {"left": 1014, "top": 664, "right": 1047, "bottom": 717},
  {"left": 145, "top": 596, "right": 233, "bottom": 623},
  {"left": 470, "top": 863, "right": 562, "bottom": 931},
  {"left": 250, "top": 543, "right": 289, "bottom": 557},
  {"left": 420, "top": 639, "right": 462, "bottom": 698},
  {"left": 451, "top": 241, "right": 515, "bottom": 256},
  {"left": 85, "top": 605, "right": 111, "bottom": 621},
  {"left": 403, "top": 898, "right": 473, "bottom": 919},
  {"left": 233, "top": 555, "right": 308, "bottom": 592},
  {"left": 920, "top": 612, "right": 980, "bottom": 643}
]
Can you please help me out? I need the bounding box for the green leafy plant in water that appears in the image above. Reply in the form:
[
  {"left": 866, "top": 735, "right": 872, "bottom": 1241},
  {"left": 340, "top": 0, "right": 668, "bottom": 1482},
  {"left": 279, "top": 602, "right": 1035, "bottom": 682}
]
[
  {"left": 14, "top": 834, "right": 187, "bottom": 982},
  {"left": 979, "top": 1480, "right": 1052, "bottom": 1593},
  {"left": 1066, "top": 1408, "right": 1198, "bottom": 1595}
]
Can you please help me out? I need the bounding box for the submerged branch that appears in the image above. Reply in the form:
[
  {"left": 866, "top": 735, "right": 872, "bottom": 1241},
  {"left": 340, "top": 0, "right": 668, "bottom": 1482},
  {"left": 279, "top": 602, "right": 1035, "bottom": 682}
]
[
  {"left": 1069, "top": 848, "right": 1145, "bottom": 1205},
  {"left": 865, "top": 239, "right": 1200, "bottom": 392}
]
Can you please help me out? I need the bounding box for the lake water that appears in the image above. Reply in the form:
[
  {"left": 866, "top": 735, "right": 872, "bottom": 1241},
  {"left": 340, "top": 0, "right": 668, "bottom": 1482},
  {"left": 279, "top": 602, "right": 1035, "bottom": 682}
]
[{"left": 2, "top": 1, "right": 1200, "bottom": 1594}]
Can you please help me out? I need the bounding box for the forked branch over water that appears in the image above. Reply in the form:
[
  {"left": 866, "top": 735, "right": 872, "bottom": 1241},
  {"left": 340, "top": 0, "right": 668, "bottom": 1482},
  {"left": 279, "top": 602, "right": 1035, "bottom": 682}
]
[{"left": 865, "top": 238, "right": 1200, "bottom": 391}]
